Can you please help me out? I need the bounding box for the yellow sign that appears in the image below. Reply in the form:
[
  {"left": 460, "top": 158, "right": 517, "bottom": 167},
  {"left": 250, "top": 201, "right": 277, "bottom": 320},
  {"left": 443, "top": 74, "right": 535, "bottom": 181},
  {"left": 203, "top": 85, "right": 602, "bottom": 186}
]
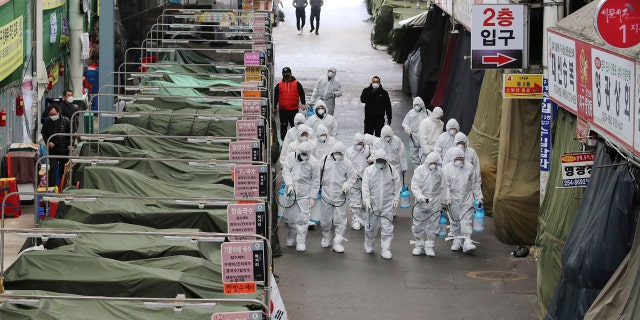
[
  {"left": 0, "top": 16, "right": 24, "bottom": 82},
  {"left": 502, "top": 74, "right": 543, "bottom": 99},
  {"left": 245, "top": 66, "right": 262, "bottom": 82},
  {"left": 43, "top": 0, "right": 66, "bottom": 10},
  {"left": 223, "top": 282, "right": 257, "bottom": 294},
  {"left": 50, "top": 62, "right": 59, "bottom": 85}
]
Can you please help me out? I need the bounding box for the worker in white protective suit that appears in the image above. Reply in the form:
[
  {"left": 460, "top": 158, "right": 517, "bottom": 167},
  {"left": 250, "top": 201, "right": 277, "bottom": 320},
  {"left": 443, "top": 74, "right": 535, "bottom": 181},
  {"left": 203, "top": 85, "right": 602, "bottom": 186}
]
[
  {"left": 434, "top": 118, "right": 460, "bottom": 156},
  {"left": 282, "top": 141, "right": 321, "bottom": 252},
  {"left": 373, "top": 125, "right": 408, "bottom": 175},
  {"left": 310, "top": 66, "right": 343, "bottom": 115},
  {"left": 281, "top": 124, "right": 316, "bottom": 166},
  {"left": 362, "top": 149, "right": 401, "bottom": 259},
  {"left": 281, "top": 112, "right": 307, "bottom": 157},
  {"left": 442, "top": 132, "right": 481, "bottom": 179},
  {"left": 319, "top": 142, "right": 357, "bottom": 253},
  {"left": 418, "top": 106, "right": 444, "bottom": 161},
  {"left": 345, "top": 133, "right": 374, "bottom": 230},
  {"left": 313, "top": 124, "right": 337, "bottom": 160},
  {"left": 306, "top": 100, "right": 338, "bottom": 137},
  {"left": 442, "top": 147, "right": 483, "bottom": 253},
  {"left": 410, "top": 152, "right": 449, "bottom": 256},
  {"left": 402, "top": 97, "right": 429, "bottom": 165}
]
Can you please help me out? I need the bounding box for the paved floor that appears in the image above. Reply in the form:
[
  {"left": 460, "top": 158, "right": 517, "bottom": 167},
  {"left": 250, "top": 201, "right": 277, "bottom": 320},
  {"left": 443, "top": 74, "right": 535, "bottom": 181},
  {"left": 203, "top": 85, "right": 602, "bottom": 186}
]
[{"left": 272, "top": 1, "right": 537, "bottom": 319}]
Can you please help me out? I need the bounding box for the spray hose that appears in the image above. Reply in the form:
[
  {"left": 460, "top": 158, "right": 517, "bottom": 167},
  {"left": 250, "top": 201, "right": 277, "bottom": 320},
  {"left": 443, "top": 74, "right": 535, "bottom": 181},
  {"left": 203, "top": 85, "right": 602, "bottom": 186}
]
[
  {"left": 410, "top": 201, "right": 442, "bottom": 223},
  {"left": 320, "top": 190, "right": 348, "bottom": 207}
]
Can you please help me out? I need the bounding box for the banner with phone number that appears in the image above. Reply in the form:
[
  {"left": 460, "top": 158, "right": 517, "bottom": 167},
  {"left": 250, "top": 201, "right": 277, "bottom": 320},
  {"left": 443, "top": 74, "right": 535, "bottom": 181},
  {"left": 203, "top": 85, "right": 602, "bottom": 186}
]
[{"left": 0, "top": 16, "right": 23, "bottom": 82}]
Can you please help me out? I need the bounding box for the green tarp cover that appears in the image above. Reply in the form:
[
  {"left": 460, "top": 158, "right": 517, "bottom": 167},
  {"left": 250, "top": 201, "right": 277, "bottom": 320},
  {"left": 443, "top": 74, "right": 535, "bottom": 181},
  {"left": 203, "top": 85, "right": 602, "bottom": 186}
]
[
  {"left": 143, "top": 73, "right": 241, "bottom": 88},
  {"left": 56, "top": 189, "right": 229, "bottom": 232},
  {"left": 536, "top": 109, "right": 584, "bottom": 318},
  {"left": 468, "top": 69, "right": 503, "bottom": 215},
  {"left": 75, "top": 142, "right": 233, "bottom": 187},
  {"left": 171, "top": 43, "right": 246, "bottom": 65},
  {"left": 102, "top": 124, "right": 231, "bottom": 160},
  {"left": 127, "top": 97, "right": 243, "bottom": 112},
  {"left": 143, "top": 80, "right": 242, "bottom": 98},
  {"left": 493, "top": 98, "right": 541, "bottom": 245},
  {"left": 4, "top": 249, "right": 263, "bottom": 299},
  {"left": 0, "top": 290, "right": 251, "bottom": 320},
  {"left": 388, "top": 11, "right": 428, "bottom": 62},
  {"left": 146, "top": 63, "right": 243, "bottom": 76},
  {"left": 79, "top": 166, "right": 235, "bottom": 199},
  {"left": 371, "top": 1, "right": 420, "bottom": 46},
  {"left": 119, "top": 105, "right": 239, "bottom": 137},
  {"left": 32, "top": 219, "right": 221, "bottom": 263}
]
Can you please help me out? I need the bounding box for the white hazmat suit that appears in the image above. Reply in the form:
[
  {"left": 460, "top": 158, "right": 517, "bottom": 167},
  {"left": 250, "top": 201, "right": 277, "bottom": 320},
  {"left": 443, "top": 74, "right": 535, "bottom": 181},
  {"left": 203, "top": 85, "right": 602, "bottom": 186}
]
[
  {"left": 319, "top": 142, "right": 356, "bottom": 253},
  {"left": 345, "top": 133, "right": 374, "bottom": 230},
  {"left": 410, "top": 152, "right": 449, "bottom": 256},
  {"left": 282, "top": 141, "right": 321, "bottom": 252},
  {"left": 281, "top": 113, "right": 307, "bottom": 157},
  {"left": 362, "top": 149, "right": 401, "bottom": 259},
  {"left": 281, "top": 124, "right": 316, "bottom": 166},
  {"left": 373, "top": 125, "right": 408, "bottom": 174},
  {"left": 442, "top": 148, "right": 483, "bottom": 253},
  {"left": 306, "top": 100, "right": 338, "bottom": 137},
  {"left": 442, "top": 132, "right": 481, "bottom": 181},
  {"left": 314, "top": 124, "right": 337, "bottom": 160},
  {"left": 434, "top": 118, "right": 460, "bottom": 155},
  {"left": 418, "top": 106, "right": 444, "bottom": 160},
  {"left": 310, "top": 66, "right": 343, "bottom": 115},
  {"left": 402, "top": 97, "right": 429, "bottom": 165}
]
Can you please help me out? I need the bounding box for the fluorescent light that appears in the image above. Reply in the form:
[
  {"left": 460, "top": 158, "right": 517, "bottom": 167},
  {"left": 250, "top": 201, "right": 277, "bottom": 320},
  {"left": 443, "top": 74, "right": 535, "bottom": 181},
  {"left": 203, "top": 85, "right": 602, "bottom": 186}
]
[
  {"left": 70, "top": 159, "right": 120, "bottom": 166},
  {"left": 161, "top": 39, "right": 190, "bottom": 44},
  {"left": 146, "top": 48, "right": 176, "bottom": 53},
  {"left": 143, "top": 301, "right": 217, "bottom": 312},
  {"left": 169, "top": 24, "right": 196, "bottom": 29},
  {"left": 125, "top": 86, "right": 159, "bottom": 91},
  {"left": 195, "top": 116, "right": 239, "bottom": 122},
  {"left": 129, "top": 73, "right": 163, "bottom": 78},
  {"left": 101, "top": 112, "right": 142, "bottom": 118},
  {"left": 209, "top": 74, "right": 243, "bottom": 79},
  {"left": 174, "top": 199, "right": 229, "bottom": 208},
  {"left": 80, "top": 135, "right": 126, "bottom": 142},
  {"left": 186, "top": 137, "right": 233, "bottom": 143}
]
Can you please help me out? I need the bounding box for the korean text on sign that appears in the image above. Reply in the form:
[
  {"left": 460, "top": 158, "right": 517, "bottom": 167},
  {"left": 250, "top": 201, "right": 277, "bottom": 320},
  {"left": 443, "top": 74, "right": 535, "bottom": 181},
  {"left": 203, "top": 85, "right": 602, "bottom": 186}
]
[{"left": 561, "top": 152, "right": 594, "bottom": 187}]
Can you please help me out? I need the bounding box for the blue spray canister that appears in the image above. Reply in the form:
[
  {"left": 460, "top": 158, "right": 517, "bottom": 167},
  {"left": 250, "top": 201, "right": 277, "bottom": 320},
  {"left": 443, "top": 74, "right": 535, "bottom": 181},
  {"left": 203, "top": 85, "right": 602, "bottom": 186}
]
[
  {"left": 473, "top": 202, "right": 485, "bottom": 233},
  {"left": 438, "top": 212, "right": 448, "bottom": 237},
  {"left": 306, "top": 106, "right": 314, "bottom": 119},
  {"left": 400, "top": 185, "right": 411, "bottom": 208},
  {"left": 277, "top": 182, "right": 286, "bottom": 218}
]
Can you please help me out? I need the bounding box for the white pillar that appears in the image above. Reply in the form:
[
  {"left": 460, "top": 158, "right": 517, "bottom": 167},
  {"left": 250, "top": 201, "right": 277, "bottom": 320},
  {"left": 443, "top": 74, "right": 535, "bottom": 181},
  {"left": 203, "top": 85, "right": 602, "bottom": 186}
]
[{"left": 69, "top": 0, "right": 84, "bottom": 98}]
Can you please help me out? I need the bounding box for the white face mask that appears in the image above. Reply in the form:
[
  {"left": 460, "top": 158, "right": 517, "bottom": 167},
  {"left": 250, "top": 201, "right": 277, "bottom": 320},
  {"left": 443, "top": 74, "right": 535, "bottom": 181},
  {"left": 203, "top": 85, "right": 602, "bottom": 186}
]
[
  {"left": 384, "top": 136, "right": 392, "bottom": 142},
  {"left": 299, "top": 136, "right": 308, "bottom": 142},
  {"left": 413, "top": 105, "right": 422, "bottom": 112},
  {"left": 375, "top": 162, "right": 385, "bottom": 169},
  {"left": 317, "top": 109, "right": 326, "bottom": 116},
  {"left": 318, "top": 135, "right": 327, "bottom": 142},
  {"left": 50, "top": 115, "right": 60, "bottom": 121},
  {"left": 449, "top": 129, "right": 457, "bottom": 136},
  {"left": 354, "top": 144, "right": 364, "bottom": 151},
  {"left": 372, "top": 83, "right": 380, "bottom": 89},
  {"left": 65, "top": 97, "right": 74, "bottom": 104},
  {"left": 333, "top": 154, "right": 343, "bottom": 161},
  {"left": 428, "top": 163, "right": 437, "bottom": 171},
  {"left": 454, "top": 160, "right": 463, "bottom": 167},
  {"left": 457, "top": 144, "right": 465, "bottom": 150},
  {"left": 328, "top": 71, "right": 335, "bottom": 78}
]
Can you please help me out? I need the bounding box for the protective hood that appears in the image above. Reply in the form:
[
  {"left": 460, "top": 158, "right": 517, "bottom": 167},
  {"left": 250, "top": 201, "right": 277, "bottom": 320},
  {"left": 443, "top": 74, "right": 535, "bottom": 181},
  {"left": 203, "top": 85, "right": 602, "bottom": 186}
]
[
  {"left": 316, "top": 124, "right": 329, "bottom": 138},
  {"left": 296, "top": 124, "right": 312, "bottom": 142},
  {"left": 454, "top": 132, "right": 468, "bottom": 146},
  {"left": 446, "top": 118, "right": 460, "bottom": 131},
  {"left": 297, "top": 141, "right": 313, "bottom": 154},
  {"left": 413, "top": 97, "right": 425, "bottom": 109},
  {"left": 353, "top": 133, "right": 365, "bottom": 144},
  {"left": 425, "top": 152, "right": 441, "bottom": 165},
  {"left": 294, "top": 113, "right": 306, "bottom": 126},
  {"left": 381, "top": 125, "right": 394, "bottom": 139},
  {"left": 449, "top": 147, "right": 464, "bottom": 160},
  {"left": 373, "top": 149, "right": 387, "bottom": 162},
  {"left": 332, "top": 141, "right": 346, "bottom": 154},
  {"left": 315, "top": 100, "right": 327, "bottom": 108},
  {"left": 430, "top": 107, "right": 443, "bottom": 119},
  {"left": 328, "top": 66, "right": 337, "bottom": 73}
]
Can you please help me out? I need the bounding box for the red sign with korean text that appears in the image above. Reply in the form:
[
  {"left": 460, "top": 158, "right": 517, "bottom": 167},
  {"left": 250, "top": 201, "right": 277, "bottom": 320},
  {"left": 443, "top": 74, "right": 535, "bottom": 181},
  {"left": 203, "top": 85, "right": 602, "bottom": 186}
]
[{"left": 595, "top": 0, "right": 640, "bottom": 48}]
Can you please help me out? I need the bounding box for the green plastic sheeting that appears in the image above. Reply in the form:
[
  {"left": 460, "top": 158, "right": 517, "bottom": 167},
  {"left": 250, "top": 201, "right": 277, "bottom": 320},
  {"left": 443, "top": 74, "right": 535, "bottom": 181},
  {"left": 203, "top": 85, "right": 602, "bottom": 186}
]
[
  {"left": 371, "top": 1, "right": 421, "bottom": 46},
  {"left": 127, "top": 97, "right": 243, "bottom": 112},
  {"left": 4, "top": 250, "right": 260, "bottom": 300},
  {"left": 74, "top": 142, "right": 233, "bottom": 187},
  {"left": 0, "top": 290, "right": 252, "bottom": 320},
  {"left": 162, "top": 74, "right": 241, "bottom": 88},
  {"left": 56, "top": 189, "right": 229, "bottom": 232},
  {"left": 493, "top": 98, "right": 540, "bottom": 245},
  {"left": 468, "top": 69, "right": 503, "bottom": 215},
  {"left": 32, "top": 219, "right": 222, "bottom": 263},
  {"left": 103, "top": 124, "right": 231, "bottom": 160},
  {"left": 536, "top": 109, "right": 584, "bottom": 318},
  {"left": 119, "top": 105, "right": 239, "bottom": 137},
  {"left": 80, "top": 166, "right": 235, "bottom": 199}
]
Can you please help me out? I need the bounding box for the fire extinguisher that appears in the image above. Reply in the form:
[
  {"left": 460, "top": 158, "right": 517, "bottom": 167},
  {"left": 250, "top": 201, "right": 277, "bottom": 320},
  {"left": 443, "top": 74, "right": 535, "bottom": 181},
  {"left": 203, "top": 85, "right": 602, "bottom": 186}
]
[
  {"left": 47, "top": 73, "right": 53, "bottom": 91},
  {"left": 0, "top": 107, "right": 7, "bottom": 127},
  {"left": 59, "top": 63, "right": 65, "bottom": 76},
  {"left": 16, "top": 94, "right": 24, "bottom": 116}
]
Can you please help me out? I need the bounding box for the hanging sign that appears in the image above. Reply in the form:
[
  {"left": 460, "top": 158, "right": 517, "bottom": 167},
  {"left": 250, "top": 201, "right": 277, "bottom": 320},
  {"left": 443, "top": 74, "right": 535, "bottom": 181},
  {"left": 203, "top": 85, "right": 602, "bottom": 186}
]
[
  {"left": 221, "top": 241, "right": 265, "bottom": 283},
  {"left": 503, "top": 74, "right": 543, "bottom": 98},
  {"left": 227, "top": 203, "right": 267, "bottom": 241},
  {"left": 233, "top": 165, "right": 268, "bottom": 198},
  {"left": 0, "top": 16, "right": 24, "bottom": 82},
  {"left": 471, "top": 4, "right": 528, "bottom": 69},
  {"left": 561, "top": 152, "right": 595, "bottom": 187},
  {"left": 594, "top": 0, "right": 640, "bottom": 48}
]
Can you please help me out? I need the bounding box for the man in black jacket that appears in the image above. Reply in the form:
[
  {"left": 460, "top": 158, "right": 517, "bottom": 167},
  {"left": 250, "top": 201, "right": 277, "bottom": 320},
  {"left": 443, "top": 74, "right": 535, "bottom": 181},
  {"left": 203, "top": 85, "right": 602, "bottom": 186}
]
[
  {"left": 360, "top": 76, "right": 392, "bottom": 137},
  {"left": 41, "top": 104, "right": 72, "bottom": 187}
]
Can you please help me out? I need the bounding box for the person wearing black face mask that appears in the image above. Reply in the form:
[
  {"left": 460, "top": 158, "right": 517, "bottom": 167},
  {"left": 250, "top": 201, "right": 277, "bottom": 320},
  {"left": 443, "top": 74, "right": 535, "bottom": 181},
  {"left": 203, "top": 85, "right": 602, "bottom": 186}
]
[
  {"left": 274, "top": 67, "right": 306, "bottom": 141},
  {"left": 41, "top": 104, "right": 72, "bottom": 187},
  {"left": 360, "top": 76, "right": 392, "bottom": 137}
]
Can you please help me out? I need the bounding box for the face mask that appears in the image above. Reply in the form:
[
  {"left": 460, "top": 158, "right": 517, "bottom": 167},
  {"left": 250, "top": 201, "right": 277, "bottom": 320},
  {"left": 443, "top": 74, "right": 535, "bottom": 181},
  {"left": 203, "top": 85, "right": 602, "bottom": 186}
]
[
  {"left": 299, "top": 136, "right": 308, "bottom": 142},
  {"left": 449, "top": 129, "right": 457, "bottom": 136},
  {"left": 428, "top": 163, "right": 437, "bottom": 171},
  {"left": 333, "top": 153, "right": 343, "bottom": 161},
  {"left": 50, "top": 115, "right": 59, "bottom": 121},
  {"left": 457, "top": 144, "right": 465, "bottom": 150},
  {"left": 298, "top": 153, "right": 310, "bottom": 162},
  {"left": 317, "top": 109, "right": 326, "bottom": 116},
  {"left": 375, "top": 162, "right": 385, "bottom": 169},
  {"left": 65, "top": 97, "right": 74, "bottom": 104},
  {"left": 328, "top": 71, "right": 335, "bottom": 78},
  {"left": 372, "top": 83, "right": 380, "bottom": 89},
  {"left": 454, "top": 160, "right": 463, "bottom": 167},
  {"left": 318, "top": 135, "right": 327, "bottom": 142},
  {"left": 413, "top": 105, "right": 422, "bottom": 112},
  {"left": 354, "top": 144, "right": 364, "bottom": 151},
  {"left": 384, "top": 136, "right": 392, "bottom": 142}
]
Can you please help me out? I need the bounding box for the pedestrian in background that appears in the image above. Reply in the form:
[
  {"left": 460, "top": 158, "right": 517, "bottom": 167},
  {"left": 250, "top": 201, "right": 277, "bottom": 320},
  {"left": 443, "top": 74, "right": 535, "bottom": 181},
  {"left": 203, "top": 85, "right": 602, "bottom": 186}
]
[
  {"left": 292, "top": 0, "right": 308, "bottom": 35},
  {"left": 360, "top": 76, "right": 392, "bottom": 137},
  {"left": 309, "top": 0, "right": 323, "bottom": 35},
  {"left": 274, "top": 67, "right": 306, "bottom": 141},
  {"left": 310, "top": 66, "right": 342, "bottom": 115},
  {"left": 41, "top": 104, "right": 72, "bottom": 187}
]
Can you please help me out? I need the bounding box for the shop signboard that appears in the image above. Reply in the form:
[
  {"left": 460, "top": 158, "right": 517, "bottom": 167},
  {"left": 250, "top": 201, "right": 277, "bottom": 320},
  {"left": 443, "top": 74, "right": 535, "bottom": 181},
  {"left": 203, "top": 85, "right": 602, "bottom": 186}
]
[
  {"left": 561, "top": 152, "right": 595, "bottom": 188},
  {"left": 471, "top": 4, "right": 528, "bottom": 69}
]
